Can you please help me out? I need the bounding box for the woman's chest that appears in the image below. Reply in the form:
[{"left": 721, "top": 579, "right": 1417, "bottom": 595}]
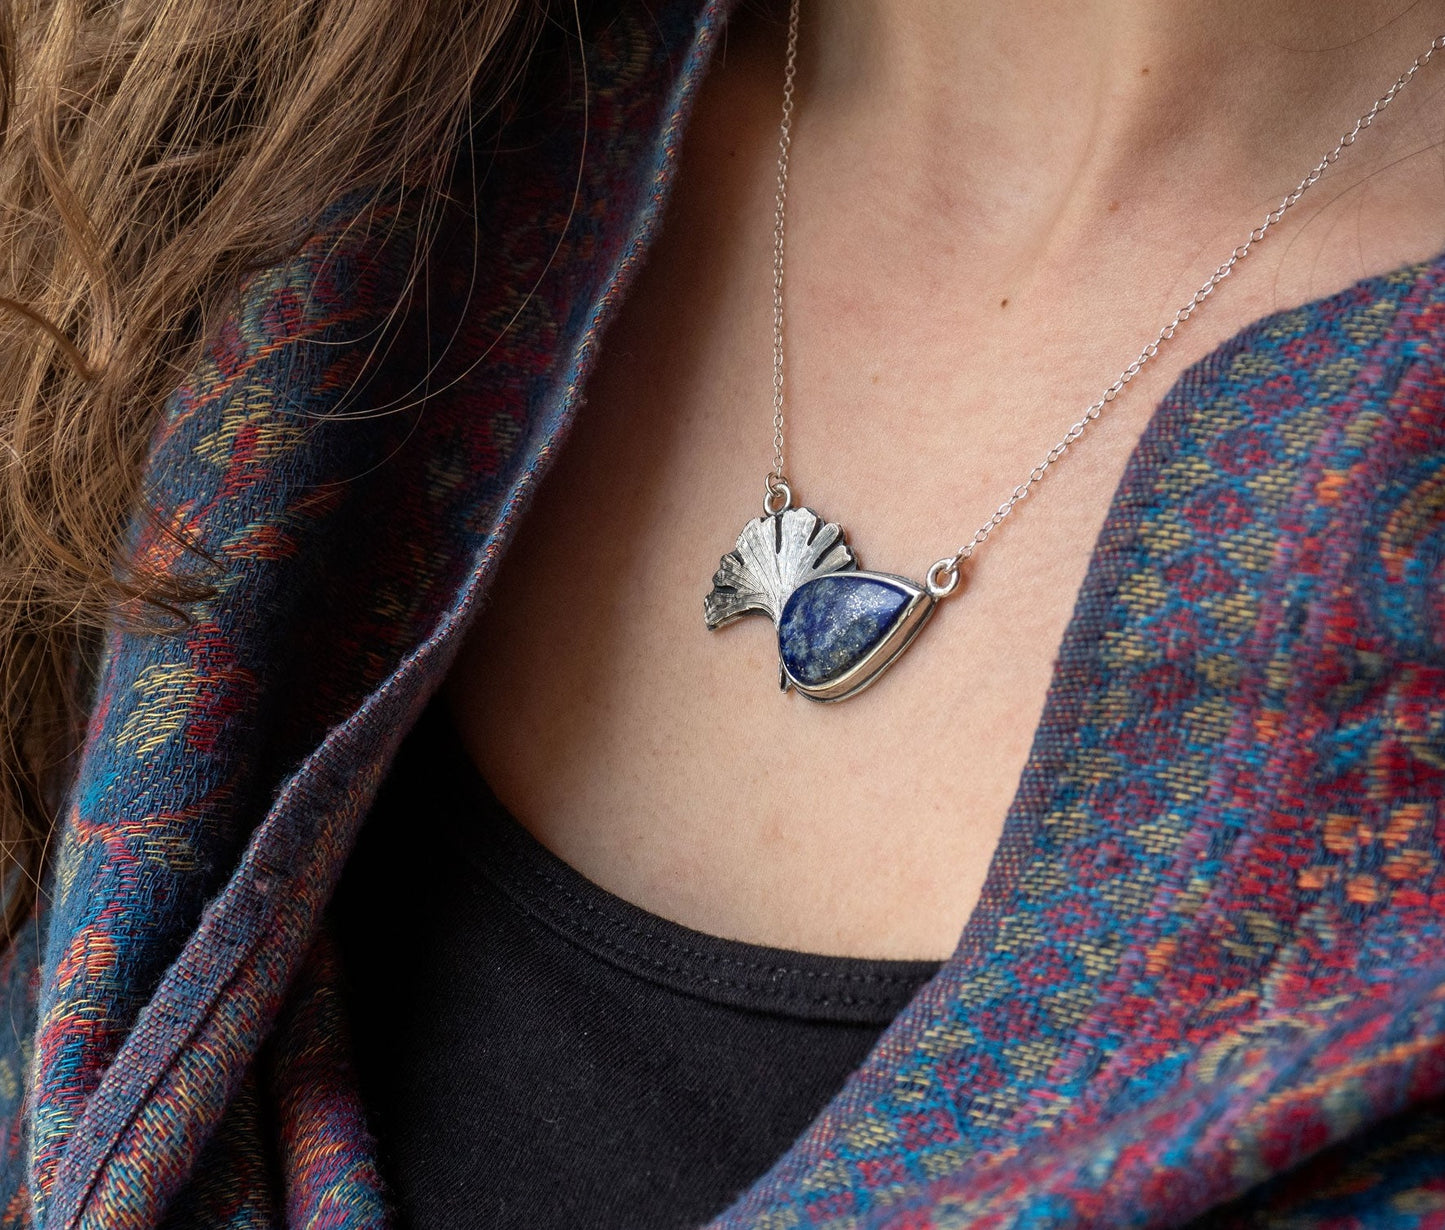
[{"left": 442, "top": 250, "right": 1444, "bottom": 969}]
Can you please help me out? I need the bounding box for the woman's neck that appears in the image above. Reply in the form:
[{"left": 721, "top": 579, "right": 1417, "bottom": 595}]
[{"left": 796, "top": 0, "right": 1445, "bottom": 265}]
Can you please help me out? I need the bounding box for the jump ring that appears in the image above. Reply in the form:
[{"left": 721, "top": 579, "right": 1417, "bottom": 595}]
[
  {"left": 763, "top": 477, "right": 793, "bottom": 516},
  {"left": 926, "top": 558, "right": 961, "bottom": 599}
]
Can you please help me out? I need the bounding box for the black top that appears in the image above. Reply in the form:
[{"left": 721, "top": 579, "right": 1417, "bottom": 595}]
[{"left": 333, "top": 702, "right": 942, "bottom": 1229}]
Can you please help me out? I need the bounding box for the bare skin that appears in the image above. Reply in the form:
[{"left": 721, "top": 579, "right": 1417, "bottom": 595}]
[{"left": 445, "top": 0, "right": 1445, "bottom": 960}]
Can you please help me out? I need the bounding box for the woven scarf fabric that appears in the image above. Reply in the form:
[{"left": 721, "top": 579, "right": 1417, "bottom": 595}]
[{"left": 0, "top": 1, "right": 1441, "bottom": 1226}]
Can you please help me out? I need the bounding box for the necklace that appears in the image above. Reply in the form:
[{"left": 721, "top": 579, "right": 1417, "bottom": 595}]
[{"left": 704, "top": 3, "right": 1445, "bottom": 703}]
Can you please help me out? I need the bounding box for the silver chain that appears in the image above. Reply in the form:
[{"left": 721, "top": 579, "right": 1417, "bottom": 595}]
[
  {"left": 764, "top": 0, "right": 1445, "bottom": 596},
  {"left": 765, "top": 0, "right": 802, "bottom": 516}
]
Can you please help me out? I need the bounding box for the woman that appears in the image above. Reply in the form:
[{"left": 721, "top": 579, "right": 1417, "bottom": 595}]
[{"left": 0, "top": 0, "right": 1442, "bottom": 1225}]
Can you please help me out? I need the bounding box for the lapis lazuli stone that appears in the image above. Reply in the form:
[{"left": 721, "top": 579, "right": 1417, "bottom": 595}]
[{"left": 778, "top": 574, "right": 912, "bottom": 687}]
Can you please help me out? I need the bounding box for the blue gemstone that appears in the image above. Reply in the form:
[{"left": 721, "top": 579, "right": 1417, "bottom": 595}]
[{"left": 778, "top": 575, "right": 912, "bottom": 687}]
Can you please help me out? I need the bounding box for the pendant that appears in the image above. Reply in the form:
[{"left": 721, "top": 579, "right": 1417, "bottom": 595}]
[{"left": 704, "top": 504, "right": 938, "bottom": 702}]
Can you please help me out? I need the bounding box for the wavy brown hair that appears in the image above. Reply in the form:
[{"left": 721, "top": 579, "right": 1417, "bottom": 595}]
[{"left": 0, "top": 0, "right": 536, "bottom": 933}]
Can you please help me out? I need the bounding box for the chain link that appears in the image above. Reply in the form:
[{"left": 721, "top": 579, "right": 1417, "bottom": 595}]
[{"left": 765, "top": 0, "right": 1445, "bottom": 590}]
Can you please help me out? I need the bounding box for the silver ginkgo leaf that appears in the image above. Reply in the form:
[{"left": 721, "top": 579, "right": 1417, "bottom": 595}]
[{"left": 704, "top": 506, "right": 856, "bottom": 629}]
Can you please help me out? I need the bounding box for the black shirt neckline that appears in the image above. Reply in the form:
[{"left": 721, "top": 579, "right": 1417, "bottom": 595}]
[{"left": 424, "top": 705, "right": 943, "bottom": 1026}]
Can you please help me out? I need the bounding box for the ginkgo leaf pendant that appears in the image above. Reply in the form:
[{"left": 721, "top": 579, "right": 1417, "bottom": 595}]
[{"left": 704, "top": 506, "right": 938, "bottom": 703}]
